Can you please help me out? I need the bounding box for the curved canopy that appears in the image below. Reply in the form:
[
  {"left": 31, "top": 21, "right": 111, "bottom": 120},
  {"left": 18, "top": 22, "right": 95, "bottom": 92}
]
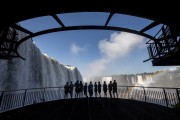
[
  {"left": 0, "top": 0, "right": 180, "bottom": 65},
  {"left": 0, "top": 0, "right": 180, "bottom": 33}
]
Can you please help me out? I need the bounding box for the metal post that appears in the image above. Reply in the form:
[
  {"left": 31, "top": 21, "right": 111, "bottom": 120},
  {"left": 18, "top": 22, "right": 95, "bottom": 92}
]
[
  {"left": 43, "top": 88, "right": 46, "bottom": 102},
  {"left": 176, "top": 88, "right": 180, "bottom": 103},
  {"left": 163, "top": 88, "right": 169, "bottom": 108},
  {"left": 59, "top": 87, "right": 62, "bottom": 100},
  {"left": 0, "top": 92, "right": 4, "bottom": 111},
  {"left": 143, "top": 87, "right": 146, "bottom": 102},
  {"left": 23, "top": 90, "right": 27, "bottom": 107},
  {"left": 127, "top": 86, "right": 129, "bottom": 99}
]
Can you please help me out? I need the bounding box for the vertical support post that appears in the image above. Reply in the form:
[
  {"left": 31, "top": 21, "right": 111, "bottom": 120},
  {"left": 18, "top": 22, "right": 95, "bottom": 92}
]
[
  {"left": 149, "top": 45, "right": 153, "bottom": 58},
  {"left": 127, "top": 86, "right": 129, "bottom": 99},
  {"left": 0, "top": 92, "right": 4, "bottom": 111},
  {"left": 176, "top": 88, "right": 180, "bottom": 104},
  {"left": 43, "top": 88, "right": 46, "bottom": 102},
  {"left": 162, "top": 26, "right": 171, "bottom": 52},
  {"left": 23, "top": 90, "right": 27, "bottom": 107},
  {"left": 163, "top": 88, "right": 169, "bottom": 108},
  {"left": 143, "top": 87, "right": 146, "bottom": 102},
  {"left": 154, "top": 42, "right": 160, "bottom": 58},
  {"left": 59, "top": 87, "right": 62, "bottom": 100}
]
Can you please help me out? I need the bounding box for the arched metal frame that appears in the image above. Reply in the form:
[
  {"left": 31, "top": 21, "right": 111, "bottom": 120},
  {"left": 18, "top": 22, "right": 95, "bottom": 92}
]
[
  {"left": 0, "top": 0, "right": 179, "bottom": 65},
  {"left": 11, "top": 13, "right": 163, "bottom": 60}
]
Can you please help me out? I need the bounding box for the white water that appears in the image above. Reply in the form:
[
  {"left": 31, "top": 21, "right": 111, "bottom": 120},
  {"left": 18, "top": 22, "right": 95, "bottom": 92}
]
[
  {"left": 0, "top": 31, "right": 82, "bottom": 91},
  {"left": 102, "top": 70, "right": 180, "bottom": 87}
]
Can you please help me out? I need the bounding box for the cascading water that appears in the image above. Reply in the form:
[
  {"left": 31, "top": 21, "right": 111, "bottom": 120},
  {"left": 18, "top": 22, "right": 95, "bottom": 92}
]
[
  {"left": 103, "top": 70, "right": 180, "bottom": 87},
  {"left": 0, "top": 30, "right": 82, "bottom": 91}
]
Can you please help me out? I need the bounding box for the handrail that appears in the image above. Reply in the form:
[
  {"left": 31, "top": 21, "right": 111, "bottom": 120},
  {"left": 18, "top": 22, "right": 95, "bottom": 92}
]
[
  {"left": 1, "top": 86, "right": 179, "bottom": 93},
  {"left": 0, "top": 86, "right": 179, "bottom": 113}
]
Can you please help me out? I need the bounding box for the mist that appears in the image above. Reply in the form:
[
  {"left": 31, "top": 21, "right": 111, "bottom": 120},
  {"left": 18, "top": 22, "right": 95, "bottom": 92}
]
[{"left": 83, "top": 32, "right": 145, "bottom": 82}]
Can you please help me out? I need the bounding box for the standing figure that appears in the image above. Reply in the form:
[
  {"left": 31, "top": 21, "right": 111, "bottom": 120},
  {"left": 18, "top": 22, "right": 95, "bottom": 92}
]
[
  {"left": 79, "top": 81, "right": 84, "bottom": 98},
  {"left": 113, "top": 80, "right": 118, "bottom": 98},
  {"left": 84, "top": 83, "right": 88, "bottom": 97},
  {"left": 88, "top": 81, "right": 93, "bottom": 98},
  {"left": 94, "top": 82, "right": 98, "bottom": 97},
  {"left": 103, "top": 81, "right": 107, "bottom": 97},
  {"left": 69, "top": 81, "right": 74, "bottom": 99},
  {"left": 98, "top": 81, "right": 101, "bottom": 97},
  {"left": 75, "top": 80, "right": 80, "bottom": 98},
  {"left": 108, "top": 81, "right": 113, "bottom": 98},
  {"left": 64, "top": 82, "right": 69, "bottom": 99}
]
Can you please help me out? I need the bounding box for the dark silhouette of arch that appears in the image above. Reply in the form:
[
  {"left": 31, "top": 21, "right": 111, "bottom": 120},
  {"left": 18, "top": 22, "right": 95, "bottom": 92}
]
[{"left": 0, "top": 0, "right": 179, "bottom": 65}]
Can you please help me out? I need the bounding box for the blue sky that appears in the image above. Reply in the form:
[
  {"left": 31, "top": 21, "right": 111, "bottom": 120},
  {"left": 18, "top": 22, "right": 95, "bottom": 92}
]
[{"left": 19, "top": 12, "right": 174, "bottom": 80}]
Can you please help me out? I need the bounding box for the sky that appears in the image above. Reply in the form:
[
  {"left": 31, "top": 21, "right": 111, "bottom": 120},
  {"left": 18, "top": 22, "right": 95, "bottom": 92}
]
[{"left": 19, "top": 12, "right": 175, "bottom": 80}]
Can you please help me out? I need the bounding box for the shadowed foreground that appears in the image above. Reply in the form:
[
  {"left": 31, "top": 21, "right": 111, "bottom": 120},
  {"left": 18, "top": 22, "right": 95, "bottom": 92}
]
[{"left": 0, "top": 98, "right": 180, "bottom": 120}]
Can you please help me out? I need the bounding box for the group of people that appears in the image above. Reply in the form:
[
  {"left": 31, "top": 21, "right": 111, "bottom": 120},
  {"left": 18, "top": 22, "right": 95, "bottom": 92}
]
[{"left": 64, "top": 80, "right": 118, "bottom": 99}]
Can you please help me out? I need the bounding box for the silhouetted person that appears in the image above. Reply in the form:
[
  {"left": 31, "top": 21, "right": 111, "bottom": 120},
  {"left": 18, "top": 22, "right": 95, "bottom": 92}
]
[
  {"left": 108, "top": 81, "right": 113, "bottom": 98},
  {"left": 84, "top": 83, "right": 88, "bottom": 97},
  {"left": 98, "top": 81, "right": 101, "bottom": 97},
  {"left": 75, "top": 80, "right": 80, "bottom": 98},
  {"left": 94, "top": 82, "right": 98, "bottom": 97},
  {"left": 64, "top": 82, "right": 69, "bottom": 99},
  {"left": 69, "top": 81, "right": 74, "bottom": 98},
  {"left": 113, "top": 80, "right": 118, "bottom": 98},
  {"left": 103, "top": 81, "right": 107, "bottom": 97},
  {"left": 88, "top": 81, "right": 93, "bottom": 98},
  {"left": 79, "top": 81, "right": 84, "bottom": 98}
]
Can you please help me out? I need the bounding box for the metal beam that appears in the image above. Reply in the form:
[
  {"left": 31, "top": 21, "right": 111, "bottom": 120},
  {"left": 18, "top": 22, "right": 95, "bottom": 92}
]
[
  {"left": 16, "top": 25, "right": 158, "bottom": 49},
  {"left": 51, "top": 14, "right": 65, "bottom": 27},
  {"left": 140, "top": 21, "right": 160, "bottom": 33},
  {"left": 105, "top": 13, "right": 114, "bottom": 26},
  {"left": 11, "top": 24, "right": 33, "bottom": 35}
]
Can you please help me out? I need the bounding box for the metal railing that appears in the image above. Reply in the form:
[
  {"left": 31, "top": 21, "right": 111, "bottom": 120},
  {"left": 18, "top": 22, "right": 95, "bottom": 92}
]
[
  {"left": 0, "top": 86, "right": 179, "bottom": 113},
  {"left": 145, "top": 25, "right": 179, "bottom": 62}
]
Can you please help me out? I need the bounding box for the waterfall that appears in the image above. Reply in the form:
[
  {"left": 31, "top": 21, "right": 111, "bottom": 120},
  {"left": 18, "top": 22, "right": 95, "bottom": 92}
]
[{"left": 0, "top": 30, "right": 83, "bottom": 91}]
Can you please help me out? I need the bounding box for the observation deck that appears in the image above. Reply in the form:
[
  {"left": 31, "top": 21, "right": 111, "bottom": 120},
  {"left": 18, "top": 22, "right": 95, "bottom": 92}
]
[{"left": 0, "top": 86, "right": 180, "bottom": 120}]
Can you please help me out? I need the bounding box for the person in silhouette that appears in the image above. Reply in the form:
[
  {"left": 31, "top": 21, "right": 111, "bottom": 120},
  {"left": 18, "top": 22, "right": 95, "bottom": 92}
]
[
  {"left": 64, "top": 82, "right": 69, "bottom": 99},
  {"left": 108, "top": 81, "right": 113, "bottom": 98},
  {"left": 88, "top": 81, "right": 93, "bottom": 98},
  {"left": 84, "top": 83, "right": 88, "bottom": 97},
  {"left": 79, "top": 81, "right": 84, "bottom": 98},
  {"left": 69, "top": 81, "right": 74, "bottom": 99},
  {"left": 112, "top": 80, "right": 118, "bottom": 98},
  {"left": 75, "top": 80, "right": 80, "bottom": 98},
  {"left": 103, "top": 81, "right": 107, "bottom": 97},
  {"left": 94, "top": 82, "right": 98, "bottom": 97},
  {"left": 98, "top": 81, "right": 101, "bottom": 97}
]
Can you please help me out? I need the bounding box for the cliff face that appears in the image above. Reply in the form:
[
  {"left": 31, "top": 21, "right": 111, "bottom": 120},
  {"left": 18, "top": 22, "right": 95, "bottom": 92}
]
[{"left": 0, "top": 31, "right": 82, "bottom": 91}]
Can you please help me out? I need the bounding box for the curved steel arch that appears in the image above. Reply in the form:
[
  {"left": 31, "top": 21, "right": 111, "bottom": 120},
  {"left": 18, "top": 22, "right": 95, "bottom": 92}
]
[
  {"left": 0, "top": 0, "right": 180, "bottom": 33},
  {"left": 16, "top": 25, "right": 158, "bottom": 46},
  {"left": 1, "top": 0, "right": 179, "bottom": 64},
  {"left": 15, "top": 25, "right": 161, "bottom": 59}
]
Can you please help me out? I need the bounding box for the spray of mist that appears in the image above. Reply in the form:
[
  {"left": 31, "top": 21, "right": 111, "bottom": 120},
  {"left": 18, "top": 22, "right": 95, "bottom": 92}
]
[{"left": 83, "top": 32, "right": 145, "bottom": 82}]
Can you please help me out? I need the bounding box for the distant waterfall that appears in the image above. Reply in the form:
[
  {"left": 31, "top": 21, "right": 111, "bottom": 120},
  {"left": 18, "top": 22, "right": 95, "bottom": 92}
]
[
  {"left": 0, "top": 31, "right": 82, "bottom": 91},
  {"left": 110, "top": 70, "right": 180, "bottom": 87}
]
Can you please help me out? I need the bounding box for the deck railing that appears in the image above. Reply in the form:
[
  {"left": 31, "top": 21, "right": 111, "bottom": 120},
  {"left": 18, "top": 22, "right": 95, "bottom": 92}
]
[{"left": 0, "top": 86, "right": 179, "bottom": 113}]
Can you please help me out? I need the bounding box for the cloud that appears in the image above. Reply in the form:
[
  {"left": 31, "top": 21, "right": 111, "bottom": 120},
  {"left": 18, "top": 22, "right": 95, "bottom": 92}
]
[
  {"left": 83, "top": 32, "right": 145, "bottom": 82},
  {"left": 99, "top": 32, "right": 144, "bottom": 60},
  {"left": 70, "top": 43, "right": 84, "bottom": 55}
]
